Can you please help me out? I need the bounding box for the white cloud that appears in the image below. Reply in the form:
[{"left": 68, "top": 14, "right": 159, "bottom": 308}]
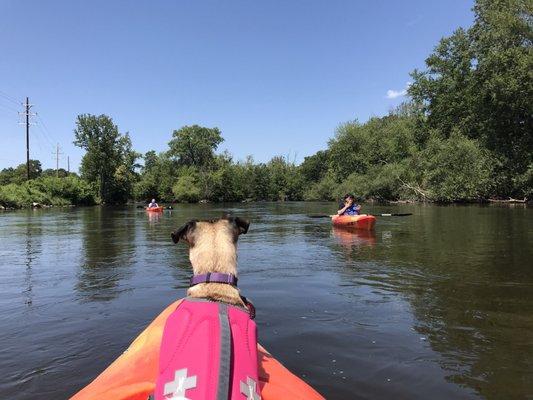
[
  {"left": 386, "top": 82, "right": 412, "bottom": 99},
  {"left": 386, "top": 89, "right": 407, "bottom": 99}
]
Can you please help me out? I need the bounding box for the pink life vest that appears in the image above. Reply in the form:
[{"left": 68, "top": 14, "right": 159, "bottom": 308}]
[{"left": 154, "top": 298, "right": 260, "bottom": 400}]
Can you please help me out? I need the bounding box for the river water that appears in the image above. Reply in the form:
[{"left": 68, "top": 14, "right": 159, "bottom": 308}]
[{"left": 0, "top": 203, "right": 531, "bottom": 399}]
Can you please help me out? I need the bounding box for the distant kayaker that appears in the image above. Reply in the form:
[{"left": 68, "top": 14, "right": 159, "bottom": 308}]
[
  {"left": 337, "top": 194, "right": 361, "bottom": 216},
  {"left": 148, "top": 199, "right": 159, "bottom": 209}
]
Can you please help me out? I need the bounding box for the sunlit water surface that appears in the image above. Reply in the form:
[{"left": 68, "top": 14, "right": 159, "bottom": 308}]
[{"left": 0, "top": 203, "right": 531, "bottom": 399}]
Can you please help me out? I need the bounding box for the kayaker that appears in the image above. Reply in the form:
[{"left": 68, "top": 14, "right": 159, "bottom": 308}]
[
  {"left": 337, "top": 194, "right": 361, "bottom": 216},
  {"left": 148, "top": 199, "right": 159, "bottom": 209}
]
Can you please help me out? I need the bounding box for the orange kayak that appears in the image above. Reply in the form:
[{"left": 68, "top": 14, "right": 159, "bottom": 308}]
[
  {"left": 145, "top": 206, "right": 164, "bottom": 212},
  {"left": 331, "top": 214, "right": 376, "bottom": 230},
  {"left": 70, "top": 299, "right": 324, "bottom": 400}
]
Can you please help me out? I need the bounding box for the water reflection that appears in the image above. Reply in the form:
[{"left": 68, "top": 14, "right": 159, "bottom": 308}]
[
  {"left": 332, "top": 226, "right": 376, "bottom": 248},
  {"left": 23, "top": 212, "right": 42, "bottom": 307},
  {"left": 147, "top": 210, "right": 162, "bottom": 224},
  {"left": 76, "top": 208, "right": 137, "bottom": 301}
]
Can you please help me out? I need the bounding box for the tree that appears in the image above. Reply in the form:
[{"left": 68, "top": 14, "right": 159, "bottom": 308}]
[
  {"left": 172, "top": 174, "right": 201, "bottom": 203},
  {"left": 42, "top": 168, "right": 69, "bottom": 178},
  {"left": 420, "top": 131, "right": 495, "bottom": 201},
  {"left": 266, "top": 156, "right": 304, "bottom": 201},
  {"left": 299, "top": 150, "right": 330, "bottom": 183},
  {"left": 168, "top": 125, "right": 224, "bottom": 168},
  {"left": 0, "top": 160, "right": 42, "bottom": 184},
  {"left": 143, "top": 150, "right": 158, "bottom": 172},
  {"left": 251, "top": 164, "right": 271, "bottom": 201},
  {"left": 134, "top": 151, "right": 178, "bottom": 202},
  {"left": 304, "top": 173, "right": 337, "bottom": 201},
  {"left": 409, "top": 0, "right": 533, "bottom": 196},
  {"left": 328, "top": 114, "right": 417, "bottom": 182},
  {"left": 409, "top": 28, "right": 476, "bottom": 138},
  {"left": 74, "top": 114, "right": 139, "bottom": 203}
]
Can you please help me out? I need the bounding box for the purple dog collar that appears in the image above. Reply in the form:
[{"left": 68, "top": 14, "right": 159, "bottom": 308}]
[{"left": 190, "top": 273, "right": 238, "bottom": 287}]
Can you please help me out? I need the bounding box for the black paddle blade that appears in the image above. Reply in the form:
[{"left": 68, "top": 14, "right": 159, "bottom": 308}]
[
  {"left": 372, "top": 213, "right": 413, "bottom": 217},
  {"left": 306, "top": 213, "right": 413, "bottom": 218}
]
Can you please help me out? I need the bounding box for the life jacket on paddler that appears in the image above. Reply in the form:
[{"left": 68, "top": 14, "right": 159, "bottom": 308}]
[{"left": 153, "top": 273, "right": 260, "bottom": 400}]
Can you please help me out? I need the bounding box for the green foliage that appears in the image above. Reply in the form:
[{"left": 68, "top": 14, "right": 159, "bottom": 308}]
[
  {"left": 266, "top": 156, "right": 303, "bottom": 201},
  {"left": 251, "top": 164, "right": 272, "bottom": 201},
  {"left": 209, "top": 162, "right": 249, "bottom": 202},
  {"left": 329, "top": 115, "right": 417, "bottom": 179},
  {"left": 42, "top": 168, "right": 70, "bottom": 178},
  {"left": 420, "top": 132, "right": 495, "bottom": 202},
  {"left": 172, "top": 174, "right": 201, "bottom": 203},
  {"left": 134, "top": 152, "right": 177, "bottom": 202},
  {"left": 0, "top": 176, "right": 96, "bottom": 208},
  {"left": 409, "top": 0, "right": 533, "bottom": 197},
  {"left": 300, "top": 150, "right": 330, "bottom": 183},
  {"left": 74, "top": 114, "right": 139, "bottom": 204},
  {"left": 168, "top": 125, "right": 224, "bottom": 167},
  {"left": 304, "top": 173, "right": 337, "bottom": 201},
  {"left": 0, "top": 160, "right": 42, "bottom": 184},
  {"left": 335, "top": 163, "right": 410, "bottom": 202}
]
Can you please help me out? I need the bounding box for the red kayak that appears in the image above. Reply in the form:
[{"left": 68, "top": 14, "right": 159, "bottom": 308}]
[
  {"left": 146, "top": 206, "right": 164, "bottom": 212},
  {"left": 331, "top": 214, "right": 376, "bottom": 230}
]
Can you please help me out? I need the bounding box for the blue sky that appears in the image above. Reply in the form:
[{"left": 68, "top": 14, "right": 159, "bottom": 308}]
[{"left": 0, "top": 0, "right": 474, "bottom": 171}]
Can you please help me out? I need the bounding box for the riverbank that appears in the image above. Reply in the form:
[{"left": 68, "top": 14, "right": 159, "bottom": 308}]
[
  {"left": 2, "top": 196, "right": 530, "bottom": 210},
  {"left": 0, "top": 176, "right": 96, "bottom": 209}
]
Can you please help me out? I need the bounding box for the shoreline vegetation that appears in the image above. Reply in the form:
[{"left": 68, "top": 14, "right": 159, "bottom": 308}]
[{"left": 1, "top": 0, "right": 531, "bottom": 210}]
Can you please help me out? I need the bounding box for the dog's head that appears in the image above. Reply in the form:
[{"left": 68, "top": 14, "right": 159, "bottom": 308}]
[
  {"left": 171, "top": 215, "right": 250, "bottom": 247},
  {"left": 172, "top": 216, "right": 249, "bottom": 302}
]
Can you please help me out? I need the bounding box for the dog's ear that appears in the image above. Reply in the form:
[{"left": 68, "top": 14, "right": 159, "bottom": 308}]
[
  {"left": 234, "top": 217, "right": 250, "bottom": 234},
  {"left": 222, "top": 214, "right": 249, "bottom": 236},
  {"left": 171, "top": 220, "right": 197, "bottom": 245},
  {"left": 231, "top": 216, "right": 250, "bottom": 235}
]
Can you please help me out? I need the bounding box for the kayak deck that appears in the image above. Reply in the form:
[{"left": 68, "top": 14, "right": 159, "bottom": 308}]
[
  {"left": 331, "top": 214, "right": 376, "bottom": 230},
  {"left": 70, "top": 299, "right": 323, "bottom": 400}
]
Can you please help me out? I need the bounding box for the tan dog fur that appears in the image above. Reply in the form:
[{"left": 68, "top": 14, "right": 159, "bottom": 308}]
[{"left": 171, "top": 217, "right": 249, "bottom": 306}]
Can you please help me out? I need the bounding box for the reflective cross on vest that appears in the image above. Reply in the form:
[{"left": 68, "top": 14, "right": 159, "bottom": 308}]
[
  {"left": 240, "top": 376, "right": 261, "bottom": 400},
  {"left": 163, "top": 369, "right": 197, "bottom": 400}
]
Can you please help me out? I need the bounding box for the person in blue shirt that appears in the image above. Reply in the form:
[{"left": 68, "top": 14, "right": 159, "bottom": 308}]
[{"left": 337, "top": 194, "right": 361, "bottom": 216}]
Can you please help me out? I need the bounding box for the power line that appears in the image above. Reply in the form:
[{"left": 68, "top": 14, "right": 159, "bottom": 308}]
[
  {"left": 1, "top": 95, "right": 68, "bottom": 175},
  {"left": 0, "top": 90, "right": 22, "bottom": 105},
  {"left": 31, "top": 128, "right": 45, "bottom": 153},
  {"left": 0, "top": 107, "right": 18, "bottom": 118},
  {"left": 0, "top": 101, "right": 19, "bottom": 114},
  {"left": 35, "top": 110, "right": 70, "bottom": 174},
  {"left": 35, "top": 115, "right": 56, "bottom": 150}
]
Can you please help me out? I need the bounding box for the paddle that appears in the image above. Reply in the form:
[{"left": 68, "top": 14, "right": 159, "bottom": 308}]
[{"left": 307, "top": 213, "right": 412, "bottom": 218}]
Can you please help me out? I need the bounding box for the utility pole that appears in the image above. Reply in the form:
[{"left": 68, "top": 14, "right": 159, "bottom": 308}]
[
  {"left": 53, "top": 144, "right": 63, "bottom": 177},
  {"left": 67, "top": 156, "right": 70, "bottom": 174},
  {"left": 18, "top": 97, "right": 35, "bottom": 180},
  {"left": 25, "top": 97, "right": 30, "bottom": 180}
]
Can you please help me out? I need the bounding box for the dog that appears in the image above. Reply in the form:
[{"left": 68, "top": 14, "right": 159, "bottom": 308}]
[
  {"left": 171, "top": 216, "right": 250, "bottom": 306},
  {"left": 153, "top": 215, "right": 261, "bottom": 400}
]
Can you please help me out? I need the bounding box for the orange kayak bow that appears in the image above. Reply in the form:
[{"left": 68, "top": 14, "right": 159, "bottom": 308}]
[{"left": 70, "top": 299, "right": 324, "bottom": 400}]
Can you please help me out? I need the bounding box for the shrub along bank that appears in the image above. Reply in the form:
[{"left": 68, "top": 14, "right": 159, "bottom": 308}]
[{"left": 0, "top": 175, "right": 96, "bottom": 208}]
